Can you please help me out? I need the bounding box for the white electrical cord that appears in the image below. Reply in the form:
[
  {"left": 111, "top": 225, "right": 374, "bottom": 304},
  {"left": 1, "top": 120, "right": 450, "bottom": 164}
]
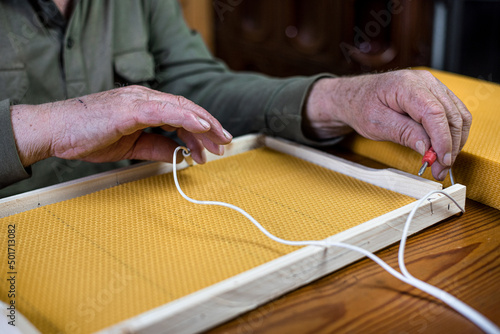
[{"left": 172, "top": 146, "right": 500, "bottom": 334}]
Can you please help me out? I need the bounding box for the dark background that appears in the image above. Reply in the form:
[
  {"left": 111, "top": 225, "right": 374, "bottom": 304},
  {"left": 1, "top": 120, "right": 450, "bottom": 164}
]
[{"left": 212, "top": 0, "right": 500, "bottom": 83}]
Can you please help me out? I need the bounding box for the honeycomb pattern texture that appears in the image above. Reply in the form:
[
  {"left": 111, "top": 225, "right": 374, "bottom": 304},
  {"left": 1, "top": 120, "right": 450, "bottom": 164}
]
[
  {"left": 342, "top": 67, "right": 500, "bottom": 210},
  {"left": 0, "top": 148, "right": 414, "bottom": 333}
]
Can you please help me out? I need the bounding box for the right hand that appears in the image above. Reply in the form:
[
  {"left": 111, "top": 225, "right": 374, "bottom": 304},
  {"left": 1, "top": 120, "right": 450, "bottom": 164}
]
[
  {"left": 304, "top": 70, "right": 472, "bottom": 181},
  {"left": 11, "top": 85, "right": 232, "bottom": 166}
]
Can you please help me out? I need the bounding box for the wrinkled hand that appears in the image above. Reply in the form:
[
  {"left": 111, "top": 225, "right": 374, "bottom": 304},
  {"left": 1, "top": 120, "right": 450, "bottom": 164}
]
[
  {"left": 11, "top": 85, "right": 232, "bottom": 166},
  {"left": 304, "top": 70, "right": 472, "bottom": 180}
]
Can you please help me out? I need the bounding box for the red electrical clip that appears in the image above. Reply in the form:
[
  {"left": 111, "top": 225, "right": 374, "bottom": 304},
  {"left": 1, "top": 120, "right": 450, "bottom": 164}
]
[{"left": 418, "top": 147, "right": 437, "bottom": 176}]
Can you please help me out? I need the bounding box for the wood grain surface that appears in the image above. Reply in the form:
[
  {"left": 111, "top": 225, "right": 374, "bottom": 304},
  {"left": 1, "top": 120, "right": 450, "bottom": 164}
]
[{"left": 205, "top": 148, "right": 500, "bottom": 334}]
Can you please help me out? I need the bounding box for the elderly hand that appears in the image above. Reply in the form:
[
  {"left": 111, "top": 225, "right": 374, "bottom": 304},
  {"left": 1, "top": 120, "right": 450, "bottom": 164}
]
[
  {"left": 11, "top": 85, "right": 232, "bottom": 166},
  {"left": 304, "top": 70, "right": 472, "bottom": 181}
]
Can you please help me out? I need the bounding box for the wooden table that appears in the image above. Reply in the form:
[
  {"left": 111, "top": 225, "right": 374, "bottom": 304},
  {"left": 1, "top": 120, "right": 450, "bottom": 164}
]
[{"left": 206, "top": 147, "right": 500, "bottom": 334}]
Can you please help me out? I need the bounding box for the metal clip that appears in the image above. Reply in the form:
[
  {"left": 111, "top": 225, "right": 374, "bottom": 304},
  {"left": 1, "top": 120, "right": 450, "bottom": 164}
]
[
  {"left": 427, "top": 197, "right": 433, "bottom": 215},
  {"left": 181, "top": 147, "right": 193, "bottom": 166}
]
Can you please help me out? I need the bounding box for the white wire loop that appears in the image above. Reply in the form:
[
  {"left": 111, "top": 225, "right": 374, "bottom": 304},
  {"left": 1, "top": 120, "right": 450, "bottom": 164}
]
[
  {"left": 181, "top": 147, "right": 191, "bottom": 157},
  {"left": 172, "top": 146, "right": 499, "bottom": 334}
]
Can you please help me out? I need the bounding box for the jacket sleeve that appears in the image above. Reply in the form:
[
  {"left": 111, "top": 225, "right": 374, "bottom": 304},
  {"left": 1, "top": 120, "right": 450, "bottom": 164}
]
[
  {"left": 0, "top": 99, "right": 30, "bottom": 188},
  {"left": 147, "top": 0, "right": 341, "bottom": 146}
]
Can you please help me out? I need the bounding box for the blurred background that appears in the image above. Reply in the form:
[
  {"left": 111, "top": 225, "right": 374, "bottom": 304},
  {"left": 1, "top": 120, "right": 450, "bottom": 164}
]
[{"left": 179, "top": 0, "right": 499, "bottom": 83}]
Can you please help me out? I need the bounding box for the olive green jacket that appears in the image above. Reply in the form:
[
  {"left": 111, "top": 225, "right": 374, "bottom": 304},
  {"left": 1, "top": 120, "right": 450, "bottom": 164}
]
[{"left": 0, "top": 0, "right": 336, "bottom": 198}]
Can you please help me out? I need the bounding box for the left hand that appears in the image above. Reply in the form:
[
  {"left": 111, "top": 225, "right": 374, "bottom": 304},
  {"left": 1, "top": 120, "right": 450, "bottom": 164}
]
[
  {"left": 303, "top": 70, "right": 472, "bottom": 181},
  {"left": 11, "top": 85, "right": 232, "bottom": 167}
]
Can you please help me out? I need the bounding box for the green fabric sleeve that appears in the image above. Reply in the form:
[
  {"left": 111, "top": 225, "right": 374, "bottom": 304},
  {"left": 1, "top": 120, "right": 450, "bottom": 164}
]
[
  {"left": 147, "top": 0, "right": 341, "bottom": 146},
  {"left": 0, "top": 99, "right": 30, "bottom": 187}
]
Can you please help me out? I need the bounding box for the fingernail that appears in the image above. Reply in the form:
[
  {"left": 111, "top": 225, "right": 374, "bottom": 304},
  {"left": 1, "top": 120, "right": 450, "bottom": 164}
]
[
  {"left": 416, "top": 140, "right": 426, "bottom": 155},
  {"left": 444, "top": 153, "right": 452, "bottom": 166},
  {"left": 223, "top": 128, "right": 232, "bottom": 140},
  {"left": 218, "top": 145, "right": 224, "bottom": 156},
  {"left": 198, "top": 118, "right": 210, "bottom": 129},
  {"left": 438, "top": 168, "right": 450, "bottom": 181}
]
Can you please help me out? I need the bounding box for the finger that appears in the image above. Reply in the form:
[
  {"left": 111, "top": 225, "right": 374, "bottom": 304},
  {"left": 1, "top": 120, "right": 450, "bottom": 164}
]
[
  {"left": 161, "top": 121, "right": 231, "bottom": 154},
  {"left": 445, "top": 87, "right": 472, "bottom": 151},
  {"left": 384, "top": 71, "right": 452, "bottom": 166},
  {"left": 158, "top": 111, "right": 233, "bottom": 148},
  {"left": 177, "top": 129, "right": 207, "bottom": 164},
  {"left": 354, "top": 106, "right": 431, "bottom": 155},
  {"left": 419, "top": 73, "right": 464, "bottom": 165},
  {"left": 112, "top": 86, "right": 231, "bottom": 144},
  {"left": 147, "top": 100, "right": 233, "bottom": 145},
  {"left": 198, "top": 125, "right": 233, "bottom": 146},
  {"left": 431, "top": 162, "right": 449, "bottom": 181},
  {"left": 162, "top": 122, "right": 228, "bottom": 158},
  {"left": 397, "top": 83, "right": 453, "bottom": 167},
  {"left": 132, "top": 100, "right": 214, "bottom": 133},
  {"left": 192, "top": 131, "right": 225, "bottom": 156},
  {"left": 125, "top": 133, "right": 183, "bottom": 163},
  {"left": 146, "top": 92, "right": 213, "bottom": 121},
  {"left": 372, "top": 108, "right": 450, "bottom": 181},
  {"left": 145, "top": 94, "right": 233, "bottom": 144},
  {"left": 427, "top": 92, "right": 461, "bottom": 166}
]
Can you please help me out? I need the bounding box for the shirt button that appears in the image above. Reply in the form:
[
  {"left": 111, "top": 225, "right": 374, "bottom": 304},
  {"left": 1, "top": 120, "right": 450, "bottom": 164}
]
[{"left": 67, "top": 38, "right": 74, "bottom": 49}]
